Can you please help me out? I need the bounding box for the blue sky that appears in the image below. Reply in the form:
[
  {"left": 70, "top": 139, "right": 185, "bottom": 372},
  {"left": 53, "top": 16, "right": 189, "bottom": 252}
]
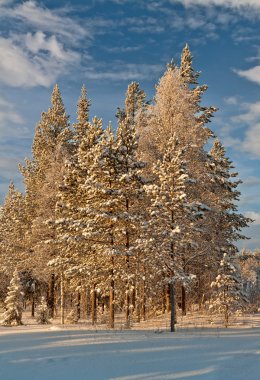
[{"left": 0, "top": 0, "right": 260, "bottom": 249}]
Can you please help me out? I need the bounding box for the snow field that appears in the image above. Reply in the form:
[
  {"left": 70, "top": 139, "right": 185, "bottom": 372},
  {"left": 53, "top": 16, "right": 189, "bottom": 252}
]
[{"left": 1, "top": 323, "right": 260, "bottom": 380}]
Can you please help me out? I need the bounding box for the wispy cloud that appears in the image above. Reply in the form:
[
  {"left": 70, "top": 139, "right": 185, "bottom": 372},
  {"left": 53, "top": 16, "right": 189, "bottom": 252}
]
[
  {"left": 84, "top": 63, "right": 163, "bottom": 81},
  {"left": 245, "top": 211, "right": 260, "bottom": 224},
  {"left": 0, "top": 1, "right": 89, "bottom": 88},
  {"left": 0, "top": 96, "right": 24, "bottom": 126},
  {"left": 105, "top": 45, "right": 143, "bottom": 53},
  {"left": 224, "top": 101, "right": 260, "bottom": 158},
  {"left": 172, "top": 0, "right": 260, "bottom": 10},
  {"left": 0, "top": 36, "right": 80, "bottom": 88},
  {"left": 236, "top": 65, "right": 260, "bottom": 85},
  {"left": 243, "top": 176, "right": 260, "bottom": 186},
  {"left": 224, "top": 96, "right": 239, "bottom": 105},
  {"left": 1, "top": 1, "right": 88, "bottom": 41}
]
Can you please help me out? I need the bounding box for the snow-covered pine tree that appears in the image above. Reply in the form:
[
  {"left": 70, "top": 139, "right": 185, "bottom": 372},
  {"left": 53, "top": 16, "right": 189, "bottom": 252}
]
[
  {"left": 36, "top": 296, "right": 50, "bottom": 324},
  {"left": 117, "top": 82, "right": 149, "bottom": 322},
  {"left": 19, "top": 84, "right": 72, "bottom": 319},
  {"left": 115, "top": 116, "right": 146, "bottom": 327},
  {"left": 138, "top": 47, "right": 216, "bottom": 313},
  {"left": 73, "top": 125, "right": 119, "bottom": 327},
  {"left": 0, "top": 183, "right": 29, "bottom": 278},
  {"left": 52, "top": 87, "right": 104, "bottom": 324},
  {"left": 118, "top": 81, "right": 146, "bottom": 122},
  {"left": 208, "top": 139, "right": 251, "bottom": 253},
  {"left": 144, "top": 135, "right": 193, "bottom": 331},
  {"left": 1, "top": 269, "right": 23, "bottom": 326},
  {"left": 210, "top": 252, "right": 248, "bottom": 327}
]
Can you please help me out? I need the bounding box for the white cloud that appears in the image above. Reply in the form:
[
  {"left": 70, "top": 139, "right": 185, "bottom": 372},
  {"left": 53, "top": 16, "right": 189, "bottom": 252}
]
[
  {"left": 245, "top": 211, "right": 260, "bottom": 224},
  {"left": 24, "top": 32, "right": 78, "bottom": 62},
  {"left": 224, "top": 96, "right": 238, "bottom": 105},
  {"left": 0, "top": 96, "right": 31, "bottom": 140},
  {"left": 84, "top": 63, "right": 163, "bottom": 81},
  {"left": 4, "top": 1, "right": 88, "bottom": 41},
  {"left": 236, "top": 66, "right": 260, "bottom": 85},
  {"left": 172, "top": 0, "right": 260, "bottom": 8},
  {"left": 241, "top": 123, "right": 260, "bottom": 157},
  {"left": 228, "top": 102, "right": 260, "bottom": 157},
  {"left": 0, "top": 32, "right": 81, "bottom": 88},
  {"left": 0, "top": 37, "right": 55, "bottom": 87},
  {"left": 243, "top": 176, "right": 260, "bottom": 186},
  {"left": 0, "top": 96, "right": 24, "bottom": 125},
  {"left": 233, "top": 101, "right": 260, "bottom": 123}
]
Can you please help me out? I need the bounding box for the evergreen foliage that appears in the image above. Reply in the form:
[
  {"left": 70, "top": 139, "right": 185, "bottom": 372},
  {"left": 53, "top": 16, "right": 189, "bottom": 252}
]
[
  {"left": 1, "top": 269, "right": 23, "bottom": 326},
  {"left": 0, "top": 46, "right": 252, "bottom": 330},
  {"left": 210, "top": 252, "right": 248, "bottom": 327},
  {"left": 36, "top": 296, "right": 50, "bottom": 324}
]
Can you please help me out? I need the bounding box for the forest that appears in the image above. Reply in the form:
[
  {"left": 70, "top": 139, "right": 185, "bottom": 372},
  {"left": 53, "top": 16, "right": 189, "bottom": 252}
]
[{"left": 0, "top": 45, "right": 259, "bottom": 331}]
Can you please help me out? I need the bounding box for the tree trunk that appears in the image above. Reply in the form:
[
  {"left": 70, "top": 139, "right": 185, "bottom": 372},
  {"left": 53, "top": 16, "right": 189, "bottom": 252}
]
[
  {"left": 48, "top": 273, "right": 55, "bottom": 318},
  {"left": 125, "top": 283, "right": 130, "bottom": 327},
  {"left": 86, "top": 287, "right": 90, "bottom": 317},
  {"left": 141, "top": 279, "right": 146, "bottom": 321},
  {"left": 60, "top": 273, "right": 65, "bottom": 325},
  {"left": 182, "top": 285, "right": 186, "bottom": 316},
  {"left": 76, "top": 291, "right": 81, "bottom": 320},
  {"left": 162, "top": 286, "right": 166, "bottom": 314},
  {"left": 31, "top": 295, "right": 35, "bottom": 317},
  {"left": 166, "top": 284, "right": 171, "bottom": 313},
  {"left": 130, "top": 285, "right": 135, "bottom": 318},
  {"left": 91, "top": 284, "right": 96, "bottom": 325},
  {"left": 109, "top": 256, "right": 115, "bottom": 328},
  {"left": 109, "top": 277, "right": 115, "bottom": 328},
  {"left": 135, "top": 284, "right": 140, "bottom": 323},
  {"left": 170, "top": 283, "right": 176, "bottom": 332}
]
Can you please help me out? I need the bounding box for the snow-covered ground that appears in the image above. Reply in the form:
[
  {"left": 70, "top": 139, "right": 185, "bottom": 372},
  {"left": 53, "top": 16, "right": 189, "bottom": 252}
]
[{"left": 1, "top": 317, "right": 260, "bottom": 380}]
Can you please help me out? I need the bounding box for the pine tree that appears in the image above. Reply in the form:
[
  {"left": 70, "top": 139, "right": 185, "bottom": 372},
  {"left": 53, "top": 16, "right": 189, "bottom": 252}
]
[
  {"left": 208, "top": 139, "right": 251, "bottom": 252},
  {"left": 116, "top": 81, "right": 146, "bottom": 125},
  {"left": 36, "top": 296, "right": 50, "bottom": 324},
  {"left": 115, "top": 116, "right": 146, "bottom": 327},
  {"left": 51, "top": 87, "right": 103, "bottom": 324},
  {"left": 0, "top": 183, "right": 29, "bottom": 277},
  {"left": 19, "top": 85, "right": 72, "bottom": 319},
  {"left": 210, "top": 252, "right": 248, "bottom": 327},
  {"left": 1, "top": 269, "right": 23, "bottom": 326},
  {"left": 144, "top": 135, "right": 194, "bottom": 331},
  {"left": 138, "top": 48, "right": 217, "bottom": 312}
]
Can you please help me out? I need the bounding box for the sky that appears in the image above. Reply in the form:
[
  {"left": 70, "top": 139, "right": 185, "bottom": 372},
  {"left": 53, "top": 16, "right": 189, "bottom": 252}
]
[{"left": 0, "top": 0, "right": 260, "bottom": 249}]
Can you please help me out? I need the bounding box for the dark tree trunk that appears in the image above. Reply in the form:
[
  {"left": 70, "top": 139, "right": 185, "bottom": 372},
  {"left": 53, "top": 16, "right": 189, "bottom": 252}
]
[
  {"left": 182, "top": 285, "right": 186, "bottom": 316},
  {"left": 166, "top": 284, "right": 171, "bottom": 313},
  {"left": 125, "top": 283, "right": 130, "bottom": 327},
  {"left": 135, "top": 285, "right": 140, "bottom": 323},
  {"left": 48, "top": 273, "right": 55, "bottom": 318},
  {"left": 170, "top": 283, "right": 176, "bottom": 332},
  {"left": 162, "top": 286, "right": 166, "bottom": 314},
  {"left": 76, "top": 291, "right": 81, "bottom": 320},
  {"left": 109, "top": 277, "right": 115, "bottom": 328},
  {"left": 31, "top": 295, "right": 35, "bottom": 317},
  {"left": 141, "top": 279, "right": 146, "bottom": 321},
  {"left": 91, "top": 284, "right": 97, "bottom": 325}
]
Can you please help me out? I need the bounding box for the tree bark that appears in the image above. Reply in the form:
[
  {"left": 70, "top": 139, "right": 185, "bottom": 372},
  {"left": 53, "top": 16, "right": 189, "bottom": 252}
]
[
  {"left": 182, "top": 285, "right": 186, "bottom": 316},
  {"left": 91, "top": 284, "right": 97, "bottom": 325},
  {"left": 76, "top": 291, "right": 81, "bottom": 320},
  {"left": 162, "top": 286, "right": 166, "bottom": 314},
  {"left": 141, "top": 278, "right": 146, "bottom": 321},
  {"left": 109, "top": 266, "right": 115, "bottom": 328},
  {"left": 31, "top": 295, "right": 35, "bottom": 317},
  {"left": 170, "top": 283, "right": 176, "bottom": 332},
  {"left": 166, "top": 284, "right": 171, "bottom": 313},
  {"left": 48, "top": 273, "right": 55, "bottom": 318},
  {"left": 60, "top": 273, "right": 65, "bottom": 325}
]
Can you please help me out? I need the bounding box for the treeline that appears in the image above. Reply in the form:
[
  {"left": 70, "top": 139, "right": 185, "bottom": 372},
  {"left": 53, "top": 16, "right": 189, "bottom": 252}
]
[{"left": 0, "top": 46, "right": 253, "bottom": 329}]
